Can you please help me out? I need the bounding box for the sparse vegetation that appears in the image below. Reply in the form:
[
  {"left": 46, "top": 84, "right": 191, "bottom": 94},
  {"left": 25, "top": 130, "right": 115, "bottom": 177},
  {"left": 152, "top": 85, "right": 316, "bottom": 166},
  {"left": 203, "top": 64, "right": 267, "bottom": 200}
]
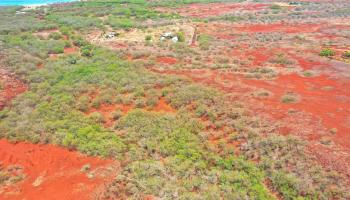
[
  {"left": 281, "top": 93, "right": 299, "bottom": 103},
  {"left": 319, "top": 48, "right": 335, "bottom": 57},
  {"left": 270, "top": 4, "right": 282, "bottom": 10},
  {"left": 198, "top": 34, "right": 212, "bottom": 50},
  {"left": 145, "top": 35, "right": 152, "bottom": 41},
  {"left": 176, "top": 31, "right": 185, "bottom": 42},
  {"left": 0, "top": 0, "right": 349, "bottom": 199},
  {"left": 343, "top": 51, "right": 350, "bottom": 58}
]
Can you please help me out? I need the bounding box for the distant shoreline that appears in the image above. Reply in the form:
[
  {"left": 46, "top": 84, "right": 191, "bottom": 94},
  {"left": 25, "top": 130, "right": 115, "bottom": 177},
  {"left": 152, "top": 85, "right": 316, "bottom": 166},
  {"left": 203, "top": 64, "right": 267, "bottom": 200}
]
[{"left": 0, "top": 0, "right": 79, "bottom": 7}]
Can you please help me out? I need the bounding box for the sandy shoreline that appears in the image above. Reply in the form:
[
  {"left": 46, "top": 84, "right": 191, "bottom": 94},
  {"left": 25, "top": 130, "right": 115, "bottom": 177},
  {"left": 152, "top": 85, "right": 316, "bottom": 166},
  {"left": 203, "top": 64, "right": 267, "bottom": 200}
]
[
  {"left": 22, "top": 4, "right": 46, "bottom": 10},
  {"left": 1, "top": 1, "right": 80, "bottom": 9}
]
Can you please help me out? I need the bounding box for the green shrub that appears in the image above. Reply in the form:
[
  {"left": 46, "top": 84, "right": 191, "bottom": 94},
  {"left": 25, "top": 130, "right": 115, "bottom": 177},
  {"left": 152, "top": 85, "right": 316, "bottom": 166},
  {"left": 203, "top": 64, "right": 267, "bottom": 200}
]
[
  {"left": 198, "top": 34, "right": 212, "bottom": 50},
  {"left": 89, "top": 112, "right": 105, "bottom": 124},
  {"left": 63, "top": 126, "right": 125, "bottom": 157},
  {"left": 3, "top": 35, "right": 65, "bottom": 58},
  {"left": 59, "top": 26, "right": 72, "bottom": 36},
  {"left": 270, "top": 171, "right": 301, "bottom": 200},
  {"left": 270, "top": 4, "right": 282, "bottom": 10},
  {"left": 281, "top": 93, "right": 299, "bottom": 103},
  {"left": 166, "top": 85, "right": 218, "bottom": 108},
  {"left": 343, "top": 51, "right": 350, "bottom": 58},
  {"left": 302, "top": 70, "right": 314, "bottom": 77},
  {"left": 176, "top": 31, "right": 185, "bottom": 42},
  {"left": 135, "top": 98, "right": 146, "bottom": 108},
  {"left": 81, "top": 45, "right": 94, "bottom": 57},
  {"left": 145, "top": 35, "right": 152, "bottom": 41},
  {"left": 73, "top": 37, "right": 88, "bottom": 47},
  {"left": 146, "top": 97, "right": 158, "bottom": 107},
  {"left": 111, "top": 110, "right": 123, "bottom": 120},
  {"left": 319, "top": 48, "right": 335, "bottom": 57},
  {"left": 76, "top": 95, "right": 90, "bottom": 112},
  {"left": 107, "top": 17, "right": 135, "bottom": 30},
  {"left": 92, "top": 97, "right": 102, "bottom": 108},
  {"left": 48, "top": 15, "right": 102, "bottom": 29},
  {"left": 49, "top": 32, "right": 63, "bottom": 40}
]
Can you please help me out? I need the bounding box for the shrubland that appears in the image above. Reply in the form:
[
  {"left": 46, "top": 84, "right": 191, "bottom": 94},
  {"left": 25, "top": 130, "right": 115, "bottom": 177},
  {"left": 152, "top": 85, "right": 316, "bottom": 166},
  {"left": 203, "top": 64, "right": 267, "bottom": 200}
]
[
  {"left": 0, "top": 0, "right": 349, "bottom": 199},
  {"left": 0, "top": 36, "right": 274, "bottom": 199},
  {"left": 0, "top": 7, "right": 57, "bottom": 34}
]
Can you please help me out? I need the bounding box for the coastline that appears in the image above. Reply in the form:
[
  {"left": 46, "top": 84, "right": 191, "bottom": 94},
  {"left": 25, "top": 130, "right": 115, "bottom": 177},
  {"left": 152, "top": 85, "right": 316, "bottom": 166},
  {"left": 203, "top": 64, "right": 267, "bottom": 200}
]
[
  {"left": 0, "top": 0, "right": 79, "bottom": 7},
  {"left": 22, "top": 4, "right": 46, "bottom": 10}
]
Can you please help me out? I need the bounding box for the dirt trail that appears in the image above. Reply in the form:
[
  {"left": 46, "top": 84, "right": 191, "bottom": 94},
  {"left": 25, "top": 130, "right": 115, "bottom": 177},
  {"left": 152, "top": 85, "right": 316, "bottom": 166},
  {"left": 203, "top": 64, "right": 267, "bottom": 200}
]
[
  {"left": 191, "top": 26, "right": 197, "bottom": 47},
  {"left": 0, "top": 139, "right": 118, "bottom": 200}
]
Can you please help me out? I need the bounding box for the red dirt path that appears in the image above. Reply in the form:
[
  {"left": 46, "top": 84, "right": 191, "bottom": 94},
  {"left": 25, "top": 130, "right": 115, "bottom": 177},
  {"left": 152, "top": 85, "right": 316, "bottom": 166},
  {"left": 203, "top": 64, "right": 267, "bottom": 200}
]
[{"left": 0, "top": 139, "right": 118, "bottom": 200}]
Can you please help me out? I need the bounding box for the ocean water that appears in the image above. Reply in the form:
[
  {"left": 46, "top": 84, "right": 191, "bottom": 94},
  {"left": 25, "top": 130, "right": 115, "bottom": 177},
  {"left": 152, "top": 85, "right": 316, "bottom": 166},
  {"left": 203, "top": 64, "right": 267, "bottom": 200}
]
[{"left": 0, "top": 0, "right": 76, "bottom": 6}]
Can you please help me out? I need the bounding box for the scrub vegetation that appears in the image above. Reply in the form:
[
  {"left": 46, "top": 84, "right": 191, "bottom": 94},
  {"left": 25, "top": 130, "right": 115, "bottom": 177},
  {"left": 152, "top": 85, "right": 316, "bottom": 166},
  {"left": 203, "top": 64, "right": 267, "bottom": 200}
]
[{"left": 0, "top": 0, "right": 349, "bottom": 199}]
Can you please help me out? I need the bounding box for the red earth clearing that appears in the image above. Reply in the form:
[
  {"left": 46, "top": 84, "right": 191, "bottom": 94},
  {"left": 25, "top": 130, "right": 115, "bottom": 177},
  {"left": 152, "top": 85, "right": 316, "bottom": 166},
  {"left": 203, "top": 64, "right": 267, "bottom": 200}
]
[
  {"left": 86, "top": 103, "right": 133, "bottom": 127},
  {"left": 151, "top": 67, "right": 350, "bottom": 177},
  {"left": 157, "top": 56, "right": 177, "bottom": 65},
  {"left": 86, "top": 98, "right": 176, "bottom": 127},
  {"left": 36, "top": 63, "right": 44, "bottom": 69},
  {"left": 161, "top": 3, "right": 269, "bottom": 18},
  {"left": 64, "top": 46, "right": 78, "bottom": 54},
  {"left": 234, "top": 23, "right": 323, "bottom": 34},
  {"left": 0, "top": 139, "right": 119, "bottom": 200},
  {"left": 151, "top": 97, "right": 176, "bottom": 113},
  {"left": 33, "top": 29, "right": 59, "bottom": 39}
]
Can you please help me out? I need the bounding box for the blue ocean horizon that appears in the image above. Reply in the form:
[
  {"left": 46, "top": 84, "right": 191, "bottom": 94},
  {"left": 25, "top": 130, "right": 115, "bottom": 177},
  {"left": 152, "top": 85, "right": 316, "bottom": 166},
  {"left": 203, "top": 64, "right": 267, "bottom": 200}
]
[{"left": 0, "top": 0, "right": 76, "bottom": 6}]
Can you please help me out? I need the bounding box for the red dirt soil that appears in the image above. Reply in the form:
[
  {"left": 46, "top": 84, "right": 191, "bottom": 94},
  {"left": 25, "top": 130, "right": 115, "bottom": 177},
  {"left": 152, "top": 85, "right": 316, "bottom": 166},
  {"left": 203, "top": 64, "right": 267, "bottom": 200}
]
[
  {"left": 151, "top": 67, "right": 350, "bottom": 176},
  {"left": 86, "top": 98, "right": 175, "bottom": 127},
  {"left": 0, "top": 139, "right": 118, "bottom": 200},
  {"left": 244, "top": 74, "right": 350, "bottom": 147},
  {"left": 151, "top": 97, "right": 176, "bottom": 113},
  {"left": 33, "top": 29, "right": 59, "bottom": 39},
  {"left": 169, "top": 3, "right": 268, "bottom": 18},
  {"left": 87, "top": 103, "right": 133, "bottom": 127},
  {"left": 36, "top": 63, "right": 44, "bottom": 69},
  {"left": 64, "top": 47, "right": 78, "bottom": 54},
  {"left": 0, "top": 69, "right": 27, "bottom": 110},
  {"left": 234, "top": 23, "right": 322, "bottom": 34},
  {"left": 157, "top": 57, "right": 177, "bottom": 65}
]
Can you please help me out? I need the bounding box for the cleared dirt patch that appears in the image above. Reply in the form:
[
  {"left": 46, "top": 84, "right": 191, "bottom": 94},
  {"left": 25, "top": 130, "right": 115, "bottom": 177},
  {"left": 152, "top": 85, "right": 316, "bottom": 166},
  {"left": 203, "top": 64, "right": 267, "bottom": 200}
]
[
  {"left": 150, "top": 97, "right": 176, "bottom": 113},
  {"left": 159, "top": 3, "right": 269, "bottom": 18},
  {"left": 234, "top": 23, "right": 322, "bottom": 34},
  {"left": 33, "top": 29, "right": 59, "bottom": 39},
  {"left": 157, "top": 56, "right": 177, "bottom": 65},
  {"left": 90, "top": 24, "right": 194, "bottom": 45},
  {"left": 0, "top": 139, "right": 119, "bottom": 200},
  {"left": 63, "top": 46, "right": 78, "bottom": 54},
  {"left": 86, "top": 103, "right": 133, "bottom": 127}
]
